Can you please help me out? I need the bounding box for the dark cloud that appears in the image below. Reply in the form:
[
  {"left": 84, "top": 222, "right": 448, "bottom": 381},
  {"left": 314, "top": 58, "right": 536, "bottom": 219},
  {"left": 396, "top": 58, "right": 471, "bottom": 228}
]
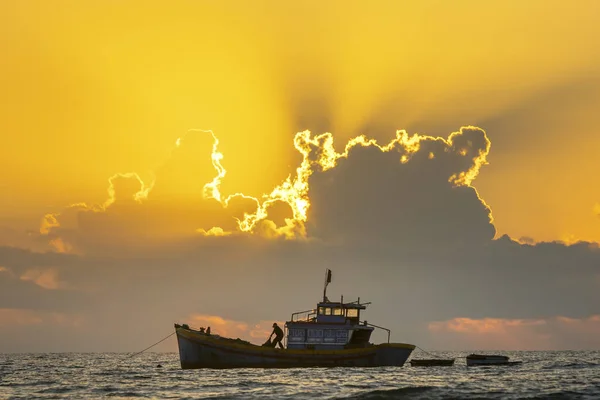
[
  {"left": 0, "top": 225, "right": 46, "bottom": 252},
  {"left": 1, "top": 234, "right": 599, "bottom": 352},
  {"left": 306, "top": 127, "right": 495, "bottom": 248}
]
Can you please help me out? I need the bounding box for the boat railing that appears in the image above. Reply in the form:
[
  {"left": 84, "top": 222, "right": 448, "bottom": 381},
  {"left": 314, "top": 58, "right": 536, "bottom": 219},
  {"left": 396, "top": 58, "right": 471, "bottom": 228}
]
[
  {"left": 362, "top": 321, "right": 391, "bottom": 343},
  {"left": 290, "top": 309, "right": 317, "bottom": 322}
]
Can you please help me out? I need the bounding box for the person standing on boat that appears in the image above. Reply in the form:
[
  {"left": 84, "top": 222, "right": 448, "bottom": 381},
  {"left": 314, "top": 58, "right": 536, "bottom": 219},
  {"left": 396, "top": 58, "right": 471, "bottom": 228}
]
[{"left": 269, "top": 323, "right": 284, "bottom": 349}]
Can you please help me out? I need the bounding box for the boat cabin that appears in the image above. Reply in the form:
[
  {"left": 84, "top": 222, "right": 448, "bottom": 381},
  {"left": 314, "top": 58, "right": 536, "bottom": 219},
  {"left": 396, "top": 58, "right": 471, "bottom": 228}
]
[
  {"left": 285, "top": 300, "right": 374, "bottom": 350},
  {"left": 284, "top": 270, "right": 377, "bottom": 350}
]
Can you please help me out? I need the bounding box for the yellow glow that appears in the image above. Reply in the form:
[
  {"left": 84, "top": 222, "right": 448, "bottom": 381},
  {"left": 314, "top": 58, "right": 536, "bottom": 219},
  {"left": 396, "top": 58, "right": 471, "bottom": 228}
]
[
  {"left": 2, "top": 0, "right": 600, "bottom": 244},
  {"left": 195, "top": 130, "right": 226, "bottom": 203}
]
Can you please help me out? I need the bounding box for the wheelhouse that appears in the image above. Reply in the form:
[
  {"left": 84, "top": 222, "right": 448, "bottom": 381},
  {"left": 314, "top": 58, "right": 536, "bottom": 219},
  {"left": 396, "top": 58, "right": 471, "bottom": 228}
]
[
  {"left": 315, "top": 301, "right": 363, "bottom": 324},
  {"left": 283, "top": 270, "right": 384, "bottom": 350},
  {"left": 285, "top": 301, "right": 375, "bottom": 349}
]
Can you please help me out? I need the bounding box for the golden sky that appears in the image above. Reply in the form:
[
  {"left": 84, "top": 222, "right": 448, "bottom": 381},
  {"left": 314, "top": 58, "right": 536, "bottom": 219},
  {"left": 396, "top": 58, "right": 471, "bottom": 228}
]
[
  {"left": 1, "top": 1, "right": 600, "bottom": 352},
  {"left": 2, "top": 0, "right": 600, "bottom": 243}
]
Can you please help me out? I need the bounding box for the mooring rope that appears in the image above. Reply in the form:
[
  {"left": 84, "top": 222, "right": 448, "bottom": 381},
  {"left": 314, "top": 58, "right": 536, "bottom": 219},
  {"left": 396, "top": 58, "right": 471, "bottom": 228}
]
[
  {"left": 116, "top": 332, "right": 176, "bottom": 365},
  {"left": 415, "top": 345, "right": 444, "bottom": 359}
]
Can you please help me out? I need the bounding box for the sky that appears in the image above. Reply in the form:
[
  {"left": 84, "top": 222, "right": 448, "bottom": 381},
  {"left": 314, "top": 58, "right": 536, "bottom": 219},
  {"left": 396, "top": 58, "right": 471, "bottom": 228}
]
[{"left": 1, "top": 0, "right": 600, "bottom": 352}]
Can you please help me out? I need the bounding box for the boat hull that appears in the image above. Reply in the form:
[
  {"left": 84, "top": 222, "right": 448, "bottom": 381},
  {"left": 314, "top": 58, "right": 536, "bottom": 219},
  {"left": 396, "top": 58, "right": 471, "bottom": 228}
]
[
  {"left": 466, "top": 354, "right": 521, "bottom": 366},
  {"left": 467, "top": 360, "right": 522, "bottom": 366},
  {"left": 176, "top": 326, "right": 415, "bottom": 369}
]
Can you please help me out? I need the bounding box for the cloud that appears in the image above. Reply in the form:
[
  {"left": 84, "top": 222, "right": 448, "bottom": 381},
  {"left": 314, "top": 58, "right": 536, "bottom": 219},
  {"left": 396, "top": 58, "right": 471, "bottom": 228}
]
[
  {"left": 429, "top": 315, "right": 600, "bottom": 350},
  {"left": 36, "top": 132, "right": 261, "bottom": 255},
  {"left": 0, "top": 308, "right": 83, "bottom": 328},
  {"left": 1, "top": 232, "right": 599, "bottom": 352},
  {"left": 0, "top": 308, "right": 45, "bottom": 327},
  {"left": 306, "top": 126, "right": 495, "bottom": 247},
  {"left": 37, "top": 126, "right": 495, "bottom": 254},
  {"left": 20, "top": 268, "right": 63, "bottom": 290}
]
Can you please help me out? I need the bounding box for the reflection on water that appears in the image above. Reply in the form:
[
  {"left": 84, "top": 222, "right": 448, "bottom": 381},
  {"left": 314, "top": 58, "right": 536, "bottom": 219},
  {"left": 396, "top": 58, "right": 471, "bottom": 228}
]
[{"left": 0, "top": 351, "right": 599, "bottom": 399}]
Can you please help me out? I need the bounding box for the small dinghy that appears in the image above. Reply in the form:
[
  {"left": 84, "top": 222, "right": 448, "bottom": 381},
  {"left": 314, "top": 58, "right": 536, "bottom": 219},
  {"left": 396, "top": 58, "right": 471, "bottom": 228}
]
[
  {"left": 410, "top": 359, "right": 455, "bottom": 367},
  {"left": 466, "top": 354, "right": 522, "bottom": 366}
]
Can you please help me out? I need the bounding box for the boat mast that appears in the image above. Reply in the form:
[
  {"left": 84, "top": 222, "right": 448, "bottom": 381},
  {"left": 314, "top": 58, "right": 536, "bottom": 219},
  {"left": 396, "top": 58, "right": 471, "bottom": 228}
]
[{"left": 323, "top": 269, "right": 332, "bottom": 302}]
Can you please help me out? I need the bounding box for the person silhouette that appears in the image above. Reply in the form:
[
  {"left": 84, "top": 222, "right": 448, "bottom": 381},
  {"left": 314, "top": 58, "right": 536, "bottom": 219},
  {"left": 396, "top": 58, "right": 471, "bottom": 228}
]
[{"left": 269, "top": 323, "right": 284, "bottom": 349}]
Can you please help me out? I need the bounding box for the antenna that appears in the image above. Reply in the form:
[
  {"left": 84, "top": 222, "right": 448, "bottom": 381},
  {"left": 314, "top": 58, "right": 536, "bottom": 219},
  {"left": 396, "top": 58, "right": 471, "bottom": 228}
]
[{"left": 323, "top": 269, "right": 332, "bottom": 302}]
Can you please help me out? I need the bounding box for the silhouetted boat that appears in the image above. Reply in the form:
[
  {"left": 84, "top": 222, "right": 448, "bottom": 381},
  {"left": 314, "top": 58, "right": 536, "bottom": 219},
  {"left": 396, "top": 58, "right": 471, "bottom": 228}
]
[
  {"left": 466, "top": 354, "right": 522, "bottom": 366},
  {"left": 175, "top": 270, "right": 415, "bottom": 369},
  {"left": 410, "top": 359, "right": 455, "bottom": 367}
]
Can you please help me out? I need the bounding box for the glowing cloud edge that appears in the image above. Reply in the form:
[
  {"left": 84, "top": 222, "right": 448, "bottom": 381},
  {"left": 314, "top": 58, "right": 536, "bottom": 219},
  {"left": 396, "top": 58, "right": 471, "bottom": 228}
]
[{"left": 40, "top": 126, "right": 494, "bottom": 250}]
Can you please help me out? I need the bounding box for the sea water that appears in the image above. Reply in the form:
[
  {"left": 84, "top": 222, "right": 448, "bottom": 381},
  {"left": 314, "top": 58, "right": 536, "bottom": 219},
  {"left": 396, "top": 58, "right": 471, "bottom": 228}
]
[{"left": 1, "top": 351, "right": 599, "bottom": 399}]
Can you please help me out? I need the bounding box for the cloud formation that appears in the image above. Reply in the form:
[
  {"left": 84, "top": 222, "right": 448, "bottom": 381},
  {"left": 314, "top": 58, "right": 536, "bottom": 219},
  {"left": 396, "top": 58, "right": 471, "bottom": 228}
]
[
  {"left": 1, "top": 126, "right": 599, "bottom": 352},
  {"left": 306, "top": 127, "right": 494, "bottom": 247},
  {"left": 429, "top": 315, "right": 600, "bottom": 350},
  {"left": 37, "top": 126, "right": 494, "bottom": 254}
]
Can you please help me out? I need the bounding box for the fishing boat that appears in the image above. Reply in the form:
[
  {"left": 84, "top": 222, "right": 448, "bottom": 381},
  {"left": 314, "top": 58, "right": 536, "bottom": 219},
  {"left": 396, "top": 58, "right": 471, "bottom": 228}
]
[
  {"left": 174, "top": 270, "right": 415, "bottom": 369},
  {"left": 466, "top": 354, "right": 522, "bottom": 366}
]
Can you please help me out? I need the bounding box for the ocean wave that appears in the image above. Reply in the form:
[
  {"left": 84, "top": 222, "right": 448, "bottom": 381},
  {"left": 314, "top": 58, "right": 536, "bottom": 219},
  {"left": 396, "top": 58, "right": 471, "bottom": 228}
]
[
  {"left": 542, "top": 361, "right": 599, "bottom": 370},
  {"left": 35, "top": 385, "right": 86, "bottom": 394},
  {"left": 106, "top": 391, "right": 149, "bottom": 397},
  {"left": 2, "top": 380, "right": 57, "bottom": 387},
  {"left": 3, "top": 352, "right": 600, "bottom": 399},
  {"left": 342, "top": 386, "right": 435, "bottom": 399},
  {"left": 528, "top": 391, "right": 591, "bottom": 399}
]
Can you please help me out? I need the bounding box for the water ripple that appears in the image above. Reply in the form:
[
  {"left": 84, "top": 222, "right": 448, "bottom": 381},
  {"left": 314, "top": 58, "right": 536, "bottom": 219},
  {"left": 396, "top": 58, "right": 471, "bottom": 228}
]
[{"left": 0, "top": 351, "right": 599, "bottom": 399}]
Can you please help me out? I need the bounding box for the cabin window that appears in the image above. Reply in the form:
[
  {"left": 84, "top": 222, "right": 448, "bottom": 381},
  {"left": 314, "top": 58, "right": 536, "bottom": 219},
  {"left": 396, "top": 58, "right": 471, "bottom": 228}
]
[
  {"left": 308, "top": 329, "right": 323, "bottom": 338},
  {"left": 333, "top": 308, "right": 343, "bottom": 316},
  {"left": 336, "top": 330, "right": 349, "bottom": 343},
  {"left": 324, "top": 308, "right": 332, "bottom": 315},
  {"left": 323, "top": 329, "right": 336, "bottom": 342},
  {"left": 307, "top": 329, "right": 324, "bottom": 343},
  {"left": 288, "top": 328, "right": 306, "bottom": 342},
  {"left": 318, "top": 307, "right": 326, "bottom": 315},
  {"left": 346, "top": 309, "right": 358, "bottom": 318}
]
